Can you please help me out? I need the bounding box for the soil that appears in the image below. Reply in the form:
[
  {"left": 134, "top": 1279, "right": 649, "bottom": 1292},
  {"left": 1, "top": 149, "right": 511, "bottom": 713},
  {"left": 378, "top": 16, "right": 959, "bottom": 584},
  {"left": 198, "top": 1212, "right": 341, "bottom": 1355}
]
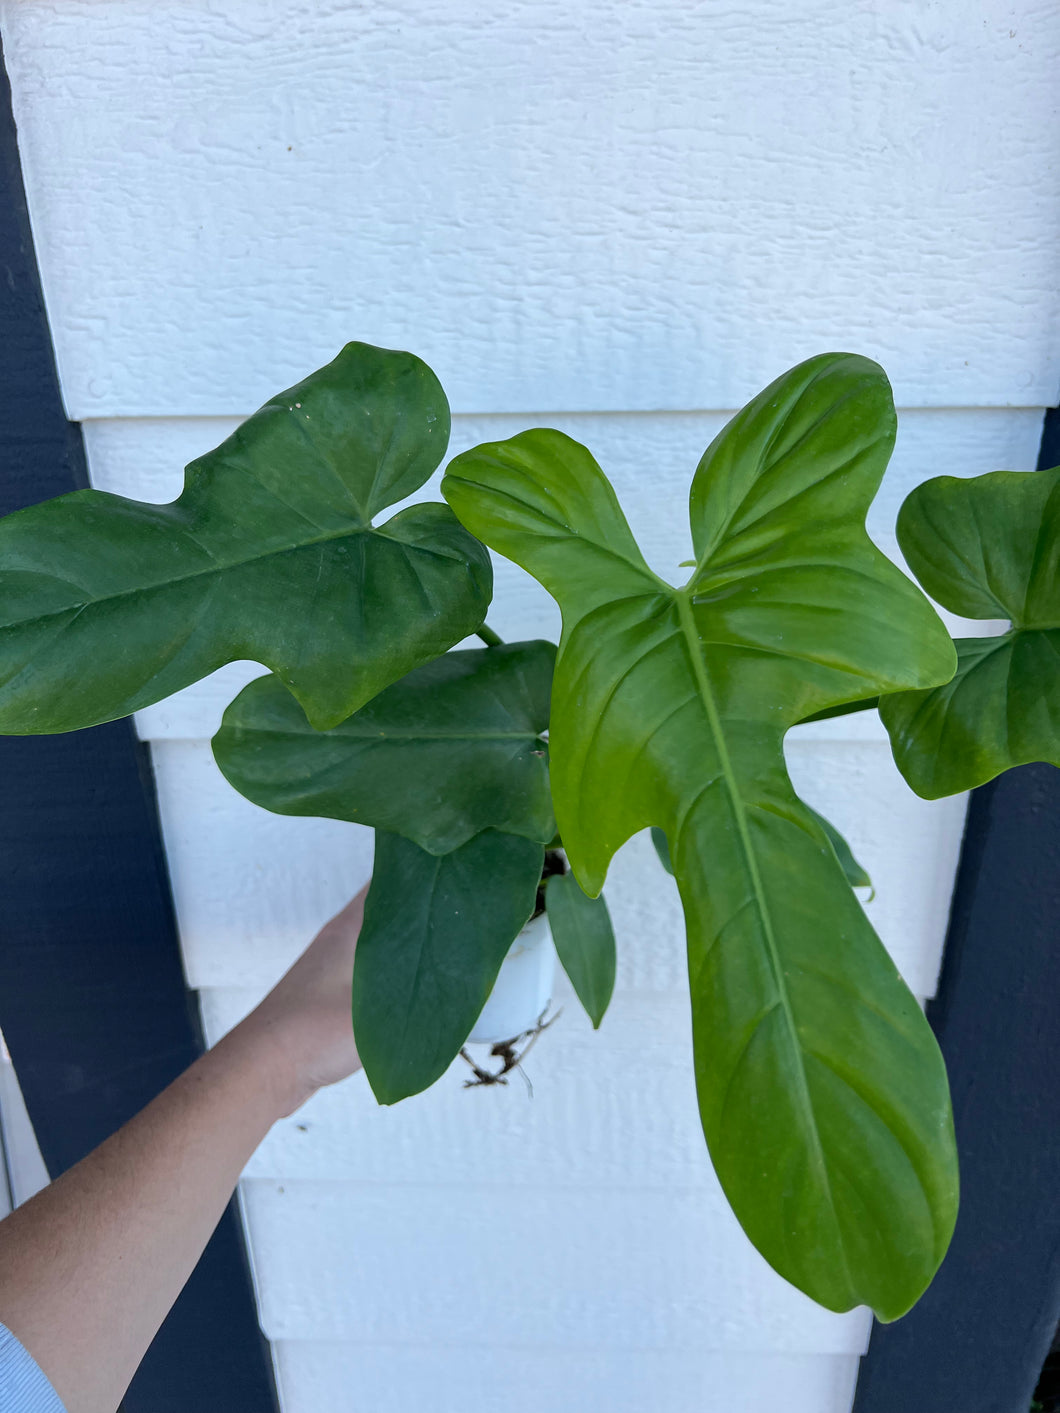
[{"left": 533, "top": 848, "right": 567, "bottom": 917}]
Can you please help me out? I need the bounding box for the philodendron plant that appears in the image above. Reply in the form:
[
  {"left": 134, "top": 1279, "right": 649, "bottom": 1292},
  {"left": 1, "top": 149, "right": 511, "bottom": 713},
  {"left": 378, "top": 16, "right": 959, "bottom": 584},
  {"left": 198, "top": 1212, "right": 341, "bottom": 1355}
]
[{"left": 1, "top": 342, "right": 1057, "bottom": 1324}]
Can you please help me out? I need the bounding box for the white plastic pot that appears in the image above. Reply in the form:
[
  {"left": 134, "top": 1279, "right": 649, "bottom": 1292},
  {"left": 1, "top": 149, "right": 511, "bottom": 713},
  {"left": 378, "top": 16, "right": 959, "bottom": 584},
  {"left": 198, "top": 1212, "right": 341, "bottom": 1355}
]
[{"left": 467, "top": 911, "right": 555, "bottom": 1044}]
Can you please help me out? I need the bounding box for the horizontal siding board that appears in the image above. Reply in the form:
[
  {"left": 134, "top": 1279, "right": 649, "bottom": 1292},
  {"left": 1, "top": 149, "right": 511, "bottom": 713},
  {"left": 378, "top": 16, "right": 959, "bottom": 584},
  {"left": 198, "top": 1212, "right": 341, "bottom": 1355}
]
[
  {"left": 80, "top": 408, "right": 1048, "bottom": 516},
  {"left": 203, "top": 982, "right": 930, "bottom": 1196},
  {"left": 153, "top": 741, "right": 964, "bottom": 997},
  {"left": 273, "top": 1342, "right": 861, "bottom": 1413},
  {"left": 784, "top": 738, "right": 967, "bottom": 999},
  {"left": 153, "top": 743, "right": 375, "bottom": 991},
  {"left": 2, "top": 1, "right": 1058, "bottom": 417},
  {"left": 241, "top": 1179, "right": 872, "bottom": 1353},
  {"left": 215, "top": 992, "right": 728, "bottom": 1191}
]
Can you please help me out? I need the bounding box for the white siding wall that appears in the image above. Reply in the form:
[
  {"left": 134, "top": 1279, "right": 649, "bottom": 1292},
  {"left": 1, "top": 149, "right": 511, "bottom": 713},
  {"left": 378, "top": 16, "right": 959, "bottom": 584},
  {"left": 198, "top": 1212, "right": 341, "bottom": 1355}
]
[{"left": 2, "top": 3, "right": 1057, "bottom": 1410}]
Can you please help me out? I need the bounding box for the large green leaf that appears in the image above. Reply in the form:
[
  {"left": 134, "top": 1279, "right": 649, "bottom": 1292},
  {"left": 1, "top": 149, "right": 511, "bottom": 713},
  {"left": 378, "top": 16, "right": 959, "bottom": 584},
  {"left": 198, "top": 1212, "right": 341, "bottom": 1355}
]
[
  {"left": 879, "top": 468, "right": 1060, "bottom": 797},
  {"left": 0, "top": 342, "right": 491, "bottom": 733},
  {"left": 657, "top": 810, "right": 872, "bottom": 893},
  {"left": 444, "top": 353, "right": 959, "bottom": 1319},
  {"left": 545, "top": 870, "right": 616, "bottom": 1028},
  {"left": 213, "top": 641, "right": 556, "bottom": 853},
  {"left": 353, "top": 829, "right": 544, "bottom": 1103}
]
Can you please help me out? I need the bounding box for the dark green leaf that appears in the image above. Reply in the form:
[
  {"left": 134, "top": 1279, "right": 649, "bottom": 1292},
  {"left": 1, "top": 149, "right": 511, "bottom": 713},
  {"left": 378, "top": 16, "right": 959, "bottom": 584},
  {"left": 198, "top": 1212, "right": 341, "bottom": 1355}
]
[
  {"left": 806, "top": 805, "right": 872, "bottom": 893},
  {"left": 651, "top": 826, "right": 675, "bottom": 875},
  {"left": 799, "top": 697, "right": 879, "bottom": 724},
  {"left": 213, "top": 641, "right": 556, "bottom": 853},
  {"left": 879, "top": 468, "right": 1060, "bottom": 797},
  {"left": 353, "top": 829, "right": 544, "bottom": 1103},
  {"left": 0, "top": 342, "right": 491, "bottom": 733},
  {"left": 444, "top": 352, "right": 958, "bottom": 1320},
  {"left": 546, "top": 871, "right": 616, "bottom": 1027}
]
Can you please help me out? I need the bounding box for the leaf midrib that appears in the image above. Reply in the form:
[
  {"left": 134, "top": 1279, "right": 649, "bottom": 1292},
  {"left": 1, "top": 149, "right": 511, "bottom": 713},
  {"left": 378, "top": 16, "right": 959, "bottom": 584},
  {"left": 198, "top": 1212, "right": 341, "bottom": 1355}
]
[
  {"left": 0, "top": 517, "right": 462, "bottom": 632},
  {"left": 949, "top": 626, "right": 1060, "bottom": 678},
  {"left": 674, "top": 586, "right": 853, "bottom": 1293},
  {"left": 396, "top": 844, "right": 444, "bottom": 1082}
]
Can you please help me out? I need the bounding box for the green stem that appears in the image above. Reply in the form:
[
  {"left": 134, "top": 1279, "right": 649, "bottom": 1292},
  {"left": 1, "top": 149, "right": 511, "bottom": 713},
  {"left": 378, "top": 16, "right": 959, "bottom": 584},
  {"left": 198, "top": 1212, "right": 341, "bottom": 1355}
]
[{"left": 475, "top": 623, "right": 504, "bottom": 647}]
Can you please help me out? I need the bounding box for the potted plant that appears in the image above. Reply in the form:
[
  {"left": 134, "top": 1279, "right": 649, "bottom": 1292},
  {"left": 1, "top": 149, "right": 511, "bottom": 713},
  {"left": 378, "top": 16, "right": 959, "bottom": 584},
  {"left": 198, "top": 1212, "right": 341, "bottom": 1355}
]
[
  {"left": 0, "top": 341, "right": 1055, "bottom": 1323},
  {"left": 211, "top": 635, "right": 616, "bottom": 1090}
]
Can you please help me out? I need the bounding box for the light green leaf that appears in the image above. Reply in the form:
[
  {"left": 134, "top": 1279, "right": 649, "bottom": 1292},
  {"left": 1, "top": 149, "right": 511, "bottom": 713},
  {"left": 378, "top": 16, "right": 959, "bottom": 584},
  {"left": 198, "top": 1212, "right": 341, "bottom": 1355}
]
[
  {"left": 879, "top": 468, "right": 1060, "bottom": 797},
  {"left": 661, "top": 810, "right": 871, "bottom": 892},
  {"left": 353, "top": 829, "right": 544, "bottom": 1103},
  {"left": 805, "top": 806, "right": 873, "bottom": 893},
  {"left": 0, "top": 342, "right": 491, "bottom": 733},
  {"left": 444, "top": 352, "right": 959, "bottom": 1319},
  {"left": 213, "top": 641, "right": 556, "bottom": 854},
  {"left": 546, "top": 870, "right": 616, "bottom": 1027}
]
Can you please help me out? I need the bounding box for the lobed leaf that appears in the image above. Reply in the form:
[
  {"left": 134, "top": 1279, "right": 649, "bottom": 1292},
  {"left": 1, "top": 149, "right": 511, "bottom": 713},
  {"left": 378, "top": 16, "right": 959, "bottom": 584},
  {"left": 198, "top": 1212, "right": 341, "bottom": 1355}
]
[
  {"left": 444, "top": 352, "right": 959, "bottom": 1319},
  {"left": 353, "top": 829, "right": 544, "bottom": 1103},
  {"left": 0, "top": 342, "right": 491, "bottom": 733},
  {"left": 657, "top": 811, "right": 871, "bottom": 893},
  {"left": 879, "top": 468, "right": 1060, "bottom": 797},
  {"left": 213, "top": 641, "right": 556, "bottom": 853}
]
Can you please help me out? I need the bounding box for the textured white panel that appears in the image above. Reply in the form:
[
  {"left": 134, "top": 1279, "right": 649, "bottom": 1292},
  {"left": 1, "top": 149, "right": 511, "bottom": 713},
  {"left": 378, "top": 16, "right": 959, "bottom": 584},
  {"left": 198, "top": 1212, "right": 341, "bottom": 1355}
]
[
  {"left": 273, "top": 1342, "right": 861, "bottom": 1413},
  {"left": 208, "top": 990, "right": 728, "bottom": 1190},
  {"left": 785, "top": 737, "right": 968, "bottom": 999},
  {"left": 4, "top": 0, "right": 1058, "bottom": 417},
  {"left": 75, "top": 405, "right": 1045, "bottom": 739},
  {"left": 241, "top": 1180, "right": 872, "bottom": 1353},
  {"left": 151, "top": 739, "right": 374, "bottom": 990},
  {"left": 135, "top": 660, "right": 276, "bottom": 742},
  {"left": 157, "top": 743, "right": 960, "bottom": 996},
  {"left": 205, "top": 973, "right": 931, "bottom": 1197},
  {"left": 81, "top": 407, "right": 1047, "bottom": 515}
]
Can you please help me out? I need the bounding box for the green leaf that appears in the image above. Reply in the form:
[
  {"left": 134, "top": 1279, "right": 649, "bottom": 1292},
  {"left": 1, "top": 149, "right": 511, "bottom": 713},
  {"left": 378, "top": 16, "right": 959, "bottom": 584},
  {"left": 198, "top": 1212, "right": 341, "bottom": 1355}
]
[
  {"left": 213, "top": 641, "right": 556, "bottom": 854},
  {"left": 0, "top": 342, "right": 491, "bottom": 733},
  {"left": 353, "top": 829, "right": 544, "bottom": 1103},
  {"left": 806, "top": 805, "right": 873, "bottom": 894},
  {"left": 546, "top": 870, "right": 616, "bottom": 1027},
  {"left": 661, "top": 810, "right": 870, "bottom": 892},
  {"left": 651, "top": 825, "right": 675, "bottom": 875},
  {"left": 444, "top": 352, "right": 959, "bottom": 1320},
  {"left": 879, "top": 468, "right": 1060, "bottom": 797}
]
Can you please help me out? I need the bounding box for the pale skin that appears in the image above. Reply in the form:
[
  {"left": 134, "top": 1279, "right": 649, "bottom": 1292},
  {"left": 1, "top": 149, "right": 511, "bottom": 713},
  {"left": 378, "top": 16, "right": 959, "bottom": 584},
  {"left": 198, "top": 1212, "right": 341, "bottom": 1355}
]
[{"left": 0, "top": 886, "right": 368, "bottom": 1413}]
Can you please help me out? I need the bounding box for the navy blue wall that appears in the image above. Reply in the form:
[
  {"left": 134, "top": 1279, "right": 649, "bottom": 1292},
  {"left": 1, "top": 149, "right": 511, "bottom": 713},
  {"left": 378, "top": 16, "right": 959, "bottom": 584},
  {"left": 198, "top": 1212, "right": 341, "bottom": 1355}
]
[
  {"left": 0, "top": 33, "right": 279, "bottom": 1413},
  {"left": 855, "top": 410, "right": 1060, "bottom": 1413}
]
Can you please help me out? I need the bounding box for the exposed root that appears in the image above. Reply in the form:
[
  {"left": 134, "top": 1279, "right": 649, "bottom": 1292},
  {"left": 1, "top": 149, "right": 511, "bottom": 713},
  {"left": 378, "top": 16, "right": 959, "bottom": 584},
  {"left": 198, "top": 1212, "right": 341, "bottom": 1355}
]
[{"left": 459, "top": 1006, "right": 562, "bottom": 1091}]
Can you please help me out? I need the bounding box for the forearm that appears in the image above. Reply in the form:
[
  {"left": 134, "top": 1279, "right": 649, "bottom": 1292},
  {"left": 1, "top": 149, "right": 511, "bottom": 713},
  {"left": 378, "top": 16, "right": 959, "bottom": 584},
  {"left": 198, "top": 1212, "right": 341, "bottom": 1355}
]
[
  {"left": 0, "top": 889, "right": 363, "bottom": 1413},
  {"left": 0, "top": 1021, "right": 290, "bottom": 1413}
]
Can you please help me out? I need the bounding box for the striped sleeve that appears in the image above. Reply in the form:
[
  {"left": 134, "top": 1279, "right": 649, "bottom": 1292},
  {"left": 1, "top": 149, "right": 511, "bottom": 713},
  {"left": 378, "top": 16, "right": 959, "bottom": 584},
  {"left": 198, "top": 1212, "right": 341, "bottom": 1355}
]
[{"left": 0, "top": 1323, "right": 66, "bottom": 1413}]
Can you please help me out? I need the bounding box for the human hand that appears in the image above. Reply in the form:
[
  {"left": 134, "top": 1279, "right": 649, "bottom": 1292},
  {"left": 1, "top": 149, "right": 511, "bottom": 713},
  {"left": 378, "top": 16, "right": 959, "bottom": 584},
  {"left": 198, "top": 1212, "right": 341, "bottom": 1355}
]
[{"left": 234, "top": 885, "right": 368, "bottom": 1117}]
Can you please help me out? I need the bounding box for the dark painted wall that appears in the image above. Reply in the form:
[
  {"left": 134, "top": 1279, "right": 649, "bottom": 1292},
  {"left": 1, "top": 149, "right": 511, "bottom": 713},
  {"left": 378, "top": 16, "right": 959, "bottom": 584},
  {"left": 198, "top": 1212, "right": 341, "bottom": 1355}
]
[
  {"left": 855, "top": 410, "right": 1060, "bottom": 1413},
  {"left": 0, "top": 32, "right": 279, "bottom": 1412}
]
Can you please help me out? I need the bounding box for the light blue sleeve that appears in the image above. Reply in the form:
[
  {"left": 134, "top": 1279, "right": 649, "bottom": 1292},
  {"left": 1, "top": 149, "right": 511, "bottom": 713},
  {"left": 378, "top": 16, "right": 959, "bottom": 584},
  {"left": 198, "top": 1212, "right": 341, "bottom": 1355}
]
[{"left": 0, "top": 1322, "right": 67, "bottom": 1413}]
